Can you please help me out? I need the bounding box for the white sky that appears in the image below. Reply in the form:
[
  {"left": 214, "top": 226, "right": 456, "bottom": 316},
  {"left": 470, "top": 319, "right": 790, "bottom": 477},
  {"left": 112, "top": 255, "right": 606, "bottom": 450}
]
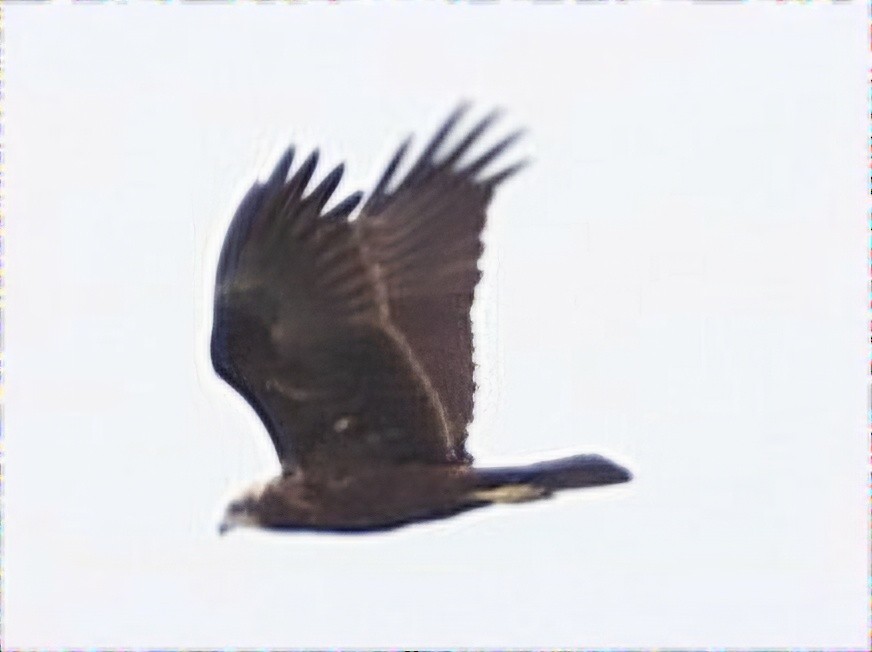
[{"left": 4, "top": 1, "right": 869, "bottom": 649}]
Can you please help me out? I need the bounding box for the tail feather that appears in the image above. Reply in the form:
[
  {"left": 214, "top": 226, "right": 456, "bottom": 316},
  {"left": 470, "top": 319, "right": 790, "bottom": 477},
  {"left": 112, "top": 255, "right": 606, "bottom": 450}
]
[{"left": 474, "top": 454, "right": 632, "bottom": 494}]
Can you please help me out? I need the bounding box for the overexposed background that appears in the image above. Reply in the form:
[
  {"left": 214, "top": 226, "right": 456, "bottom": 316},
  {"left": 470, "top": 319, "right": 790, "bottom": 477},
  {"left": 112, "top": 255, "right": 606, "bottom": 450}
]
[{"left": 5, "top": 2, "right": 869, "bottom": 649}]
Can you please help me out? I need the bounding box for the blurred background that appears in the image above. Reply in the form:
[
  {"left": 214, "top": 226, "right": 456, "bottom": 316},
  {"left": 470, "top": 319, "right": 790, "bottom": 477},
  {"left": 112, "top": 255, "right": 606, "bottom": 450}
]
[{"left": 5, "top": 2, "right": 868, "bottom": 648}]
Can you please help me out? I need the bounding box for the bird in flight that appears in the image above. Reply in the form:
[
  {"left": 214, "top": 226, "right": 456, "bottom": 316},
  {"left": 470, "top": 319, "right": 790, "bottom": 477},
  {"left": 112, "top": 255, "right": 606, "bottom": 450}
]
[{"left": 213, "top": 105, "right": 631, "bottom": 534}]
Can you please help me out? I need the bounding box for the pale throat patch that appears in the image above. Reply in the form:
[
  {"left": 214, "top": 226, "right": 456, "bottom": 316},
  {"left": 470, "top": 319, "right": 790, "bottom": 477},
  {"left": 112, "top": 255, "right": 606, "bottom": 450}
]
[
  {"left": 224, "top": 511, "right": 262, "bottom": 530},
  {"left": 243, "top": 478, "right": 272, "bottom": 500},
  {"left": 221, "top": 481, "right": 272, "bottom": 531},
  {"left": 470, "top": 484, "right": 549, "bottom": 504}
]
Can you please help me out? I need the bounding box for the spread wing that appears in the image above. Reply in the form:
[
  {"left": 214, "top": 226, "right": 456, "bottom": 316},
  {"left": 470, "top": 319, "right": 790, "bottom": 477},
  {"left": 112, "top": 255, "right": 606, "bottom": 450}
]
[
  {"left": 211, "top": 149, "right": 455, "bottom": 471},
  {"left": 356, "top": 106, "right": 525, "bottom": 461}
]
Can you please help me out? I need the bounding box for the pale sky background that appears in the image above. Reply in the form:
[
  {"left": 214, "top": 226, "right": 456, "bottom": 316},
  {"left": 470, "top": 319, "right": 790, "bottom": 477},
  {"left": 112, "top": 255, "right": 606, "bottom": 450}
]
[{"left": 5, "top": 2, "right": 869, "bottom": 649}]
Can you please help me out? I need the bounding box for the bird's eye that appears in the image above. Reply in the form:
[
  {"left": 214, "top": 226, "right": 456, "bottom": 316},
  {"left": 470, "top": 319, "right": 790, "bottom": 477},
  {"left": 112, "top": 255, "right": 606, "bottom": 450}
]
[{"left": 229, "top": 502, "right": 245, "bottom": 514}]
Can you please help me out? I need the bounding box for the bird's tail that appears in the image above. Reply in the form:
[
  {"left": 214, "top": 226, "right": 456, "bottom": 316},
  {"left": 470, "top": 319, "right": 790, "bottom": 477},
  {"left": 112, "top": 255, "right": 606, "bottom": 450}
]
[{"left": 470, "top": 454, "right": 632, "bottom": 504}]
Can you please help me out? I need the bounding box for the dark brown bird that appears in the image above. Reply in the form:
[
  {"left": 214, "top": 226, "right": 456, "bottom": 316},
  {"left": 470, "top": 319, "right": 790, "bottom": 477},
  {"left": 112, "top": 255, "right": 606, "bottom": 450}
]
[{"left": 212, "top": 105, "right": 631, "bottom": 534}]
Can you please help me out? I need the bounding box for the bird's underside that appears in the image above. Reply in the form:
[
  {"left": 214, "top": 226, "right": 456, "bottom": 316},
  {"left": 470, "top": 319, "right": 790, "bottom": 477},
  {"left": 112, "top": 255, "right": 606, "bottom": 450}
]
[
  {"left": 211, "top": 105, "right": 631, "bottom": 534},
  {"left": 235, "top": 455, "right": 631, "bottom": 533}
]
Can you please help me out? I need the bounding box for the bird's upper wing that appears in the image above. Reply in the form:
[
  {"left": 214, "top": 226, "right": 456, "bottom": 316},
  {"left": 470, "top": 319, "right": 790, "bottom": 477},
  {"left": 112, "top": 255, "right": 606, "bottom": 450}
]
[
  {"left": 355, "top": 106, "right": 525, "bottom": 461},
  {"left": 211, "top": 149, "right": 456, "bottom": 471}
]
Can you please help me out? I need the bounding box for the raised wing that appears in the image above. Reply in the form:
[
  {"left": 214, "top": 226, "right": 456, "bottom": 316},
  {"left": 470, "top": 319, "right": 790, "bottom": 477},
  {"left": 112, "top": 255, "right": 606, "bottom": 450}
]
[
  {"left": 211, "top": 149, "right": 455, "bottom": 471},
  {"left": 356, "top": 106, "right": 525, "bottom": 461}
]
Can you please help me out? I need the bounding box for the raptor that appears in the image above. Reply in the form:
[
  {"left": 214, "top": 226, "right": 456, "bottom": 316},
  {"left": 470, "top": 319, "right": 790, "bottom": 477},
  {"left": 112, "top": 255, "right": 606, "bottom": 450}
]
[{"left": 213, "top": 105, "right": 631, "bottom": 534}]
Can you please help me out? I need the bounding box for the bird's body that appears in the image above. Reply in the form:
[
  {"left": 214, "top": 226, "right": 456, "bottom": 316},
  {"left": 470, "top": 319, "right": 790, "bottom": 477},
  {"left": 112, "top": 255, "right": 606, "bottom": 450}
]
[
  {"left": 223, "top": 454, "right": 628, "bottom": 533},
  {"left": 237, "top": 463, "right": 479, "bottom": 533},
  {"left": 212, "top": 105, "right": 631, "bottom": 534}
]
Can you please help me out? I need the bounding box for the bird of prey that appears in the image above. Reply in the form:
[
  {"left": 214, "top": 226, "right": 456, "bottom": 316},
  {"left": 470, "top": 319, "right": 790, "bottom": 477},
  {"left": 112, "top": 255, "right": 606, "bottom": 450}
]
[{"left": 213, "top": 105, "right": 631, "bottom": 534}]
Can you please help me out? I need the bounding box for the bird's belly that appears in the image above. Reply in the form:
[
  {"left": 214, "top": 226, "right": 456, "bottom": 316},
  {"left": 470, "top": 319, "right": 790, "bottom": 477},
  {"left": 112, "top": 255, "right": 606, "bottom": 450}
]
[{"left": 265, "top": 465, "right": 481, "bottom": 533}]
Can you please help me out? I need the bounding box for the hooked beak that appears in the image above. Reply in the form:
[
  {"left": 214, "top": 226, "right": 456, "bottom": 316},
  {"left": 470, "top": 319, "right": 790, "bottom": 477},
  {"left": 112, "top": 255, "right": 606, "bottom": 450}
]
[
  {"left": 218, "top": 518, "right": 235, "bottom": 536},
  {"left": 218, "top": 509, "right": 258, "bottom": 535}
]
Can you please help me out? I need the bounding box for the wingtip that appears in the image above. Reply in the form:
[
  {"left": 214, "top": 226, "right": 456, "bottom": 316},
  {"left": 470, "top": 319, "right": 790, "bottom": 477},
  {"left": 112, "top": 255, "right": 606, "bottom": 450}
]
[
  {"left": 286, "top": 149, "right": 320, "bottom": 193},
  {"left": 481, "top": 106, "right": 504, "bottom": 126},
  {"left": 398, "top": 135, "right": 414, "bottom": 155},
  {"left": 326, "top": 161, "right": 345, "bottom": 182},
  {"left": 304, "top": 161, "right": 347, "bottom": 210},
  {"left": 461, "top": 127, "right": 527, "bottom": 181},
  {"left": 304, "top": 149, "right": 320, "bottom": 169},
  {"left": 441, "top": 107, "right": 507, "bottom": 168},
  {"left": 267, "top": 146, "right": 296, "bottom": 188},
  {"left": 483, "top": 157, "right": 530, "bottom": 187},
  {"left": 417, "top": 103, "right": 471, "bottom": 162},
  {"left": 450, "top": 100, "right": 473, "bottom": 121},
  {"left": 323, "top": 190, "right": 364, "bottom": 221}
]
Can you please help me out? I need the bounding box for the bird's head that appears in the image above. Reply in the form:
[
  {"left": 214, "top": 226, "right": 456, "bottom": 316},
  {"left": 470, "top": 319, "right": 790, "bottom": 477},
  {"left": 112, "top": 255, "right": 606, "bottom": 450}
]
[{"left": 218, "top": 482, "right": 267, "bottom": 535}]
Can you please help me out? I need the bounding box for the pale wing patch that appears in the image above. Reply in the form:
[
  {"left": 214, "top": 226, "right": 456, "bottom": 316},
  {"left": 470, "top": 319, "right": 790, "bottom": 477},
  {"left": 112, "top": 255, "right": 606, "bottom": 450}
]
[{"left": 469, "top": 484, "right": 550, "bottom": 504}]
